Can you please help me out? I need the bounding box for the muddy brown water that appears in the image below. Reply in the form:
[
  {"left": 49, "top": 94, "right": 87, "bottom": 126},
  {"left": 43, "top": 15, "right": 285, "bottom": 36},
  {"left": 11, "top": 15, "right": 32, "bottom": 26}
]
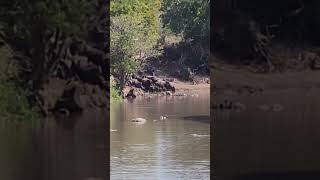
[
  {"left": 214, "top": 88, "right": 320, "bottom": 179},
  {"left": 110, "top": 91, "right": 210, "bottom": 180},
  {"left": 0, "top": 108, "right": 108, "bottom": 180}
]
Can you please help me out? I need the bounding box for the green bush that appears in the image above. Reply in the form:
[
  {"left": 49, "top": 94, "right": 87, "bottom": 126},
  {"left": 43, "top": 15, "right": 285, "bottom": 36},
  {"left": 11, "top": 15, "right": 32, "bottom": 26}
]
[
  {"left": 0, "top": 81, "right": 40, "bottom": 125},
  {"left": 0, "top": 46, "right": 39, "bottom": 126},
  {"left": 111, "top": 0, "right": 161, "bottom": 91},
  {"left": 110, "top": 76, "right": 121, "bottom": 100},
  {"left": 161, "top": 0, "right": 210, "bottom": 44}
]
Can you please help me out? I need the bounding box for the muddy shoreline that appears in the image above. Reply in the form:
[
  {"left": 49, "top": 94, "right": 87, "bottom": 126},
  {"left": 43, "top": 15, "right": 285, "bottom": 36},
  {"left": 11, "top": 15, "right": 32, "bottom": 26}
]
[
  {"left": 212, "top": 61, "right": 320, "bottom": 97},
  {"left": 123, "top": 75, "right": 210, "bottom": 98}
]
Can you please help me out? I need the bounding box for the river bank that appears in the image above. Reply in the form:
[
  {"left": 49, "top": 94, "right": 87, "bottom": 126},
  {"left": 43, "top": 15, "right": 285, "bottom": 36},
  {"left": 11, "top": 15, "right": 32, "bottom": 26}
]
[
  {"left": 122, "top": 57, "right": 320, "bottom": 99},
  {"left": 123, "top": 75, "right": 210, "bottom": 98},
  {"left": 212, "top": 60, "right": 320, "bottom": 178},
  {"left": 212, "top": 60, "right": 320, "bottom": 97}
]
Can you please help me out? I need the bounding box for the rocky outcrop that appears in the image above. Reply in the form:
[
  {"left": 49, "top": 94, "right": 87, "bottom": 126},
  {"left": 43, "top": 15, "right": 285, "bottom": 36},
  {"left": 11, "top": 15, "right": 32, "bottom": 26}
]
[
  {"left": 34, "top": 39, "right": 108, "bottom": 115},
  {"left": 127, "top": 75, "right": 176, "bottom": 94},
  {"left": 28, "top": 0, "right": 109, "bottom": 116}
]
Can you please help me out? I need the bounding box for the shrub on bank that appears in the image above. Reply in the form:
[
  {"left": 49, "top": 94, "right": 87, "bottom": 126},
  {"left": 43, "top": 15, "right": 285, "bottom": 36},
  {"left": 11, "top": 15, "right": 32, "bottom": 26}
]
[
  {"left": 0, "top": 46, "right": 39, "bottom": 126},
  {"left": 0, "top": 81, "right": 40, "bottom": 126},
  {"left": 110, "top": 77, "right": 121, "bottom": 101}
]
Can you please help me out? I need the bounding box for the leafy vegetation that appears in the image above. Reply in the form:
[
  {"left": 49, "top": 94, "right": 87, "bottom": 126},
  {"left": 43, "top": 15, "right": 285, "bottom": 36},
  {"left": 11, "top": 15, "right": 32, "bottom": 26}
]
[
  {"left": 0, "top": 0, "right": 93, "bottom": 43},
  {"left": 110, "top": 76, "right": 121, "bottom": 100},
  {"left": 110, "top": 0, "right": 161, "bottom": 91},
  {"left": 0, "top": 0, "right": 95, "bottom": 90},
  {"left": 110, "top": 0, "right": 210, "bottom": 97},
  {"left": 0, "top": 0, "right": 93, "bottom": 122},
  {"left": 0, "top": 46, "right": 39, "bottom": 126},
  {"left": 212, "top": 0, "right": 320, "bottom": 72},
  {"left": 161, "top": 0, "right": 210, "bottom": 44},
  {"left": 0, "top": 81, "right": 40, "bottom": 125}
]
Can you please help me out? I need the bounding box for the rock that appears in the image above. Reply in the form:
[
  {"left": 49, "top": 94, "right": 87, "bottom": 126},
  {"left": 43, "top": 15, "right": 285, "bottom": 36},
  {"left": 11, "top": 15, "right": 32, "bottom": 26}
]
[
  {"left": 135, "top": 76, "right": 143, "bottom": 82},
  {"left": 156, "top": 80, "right": 166, "bottom": 88},
  {"left": 164, "top": 81, "right": 175, "bottom": 92},
  {"left": 160, "top": 115, "right": 168, "bottom": 120},
  {"left": 125, "top": 74, "right": 177, "bottom": 96},
  {"left": 141, "top": 78, "right": 152, "bottom": 91},
  {"left": 128, "top": 79, "right": 136, "bottom": 85},
  {"left": 174, "top": 92, "right": 187, "bottom": 96},
  {"left": 272, "top": 104, "right": 283, "bottom": 112},
  {"left": 126, "top": 88, "right": 136, "bottom": 98},
  {"left": 135, "top": 81, "right": 143, "bottom": 89},
  {"left": 130, "top": 118, "right": 146, "bottom": 123},
  {"left": 159, "top": 92, "right": 166, "bottom": 96}
]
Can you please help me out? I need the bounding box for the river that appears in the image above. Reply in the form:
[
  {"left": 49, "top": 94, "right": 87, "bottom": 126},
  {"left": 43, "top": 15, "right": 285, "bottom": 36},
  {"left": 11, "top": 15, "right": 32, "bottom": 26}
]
[
  {"left": 0, "top": 108, "right": 108, "bottom": 180},
  {"left": 214, "top": 89, "right": 320, "bottom": 179},
  {"left": 110, "top": 91, "right": 210, "bottom": 180},
  {"left": 0, "top": 92, "right": 210, "bottom": 180}
]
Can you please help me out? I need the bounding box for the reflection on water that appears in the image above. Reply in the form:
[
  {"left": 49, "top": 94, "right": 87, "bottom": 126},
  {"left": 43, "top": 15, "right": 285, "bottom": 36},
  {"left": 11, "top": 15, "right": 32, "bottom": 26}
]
[
  {"left": 0, "top": 108, "right": 108, "bottom": 180},
  {"left": 111, "top": 92, "right": 210, "bottom": 180},
  {"left": 214, "top": 89, "right": 320, "bottom": 179}
]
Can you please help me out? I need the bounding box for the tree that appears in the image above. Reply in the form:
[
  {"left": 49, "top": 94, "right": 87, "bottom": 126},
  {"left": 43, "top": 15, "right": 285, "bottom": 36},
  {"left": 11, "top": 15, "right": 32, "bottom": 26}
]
[
  {"left": 161, "top": 0, "right": 210, "bottom": 44},
  {"left": 110, "top": 0, "right": 161, "bottom": 91},
  {"left": 0, "top": 0, "right": 94, "bottom": 88}
]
